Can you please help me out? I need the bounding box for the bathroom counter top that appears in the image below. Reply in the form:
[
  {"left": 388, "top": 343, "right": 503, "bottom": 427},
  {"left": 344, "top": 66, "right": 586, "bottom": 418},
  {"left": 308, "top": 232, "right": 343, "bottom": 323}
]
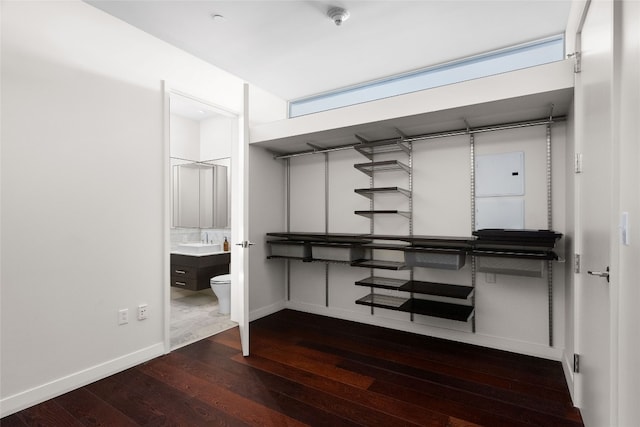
[{"left": 170, "top": 249, "right": 229, "bottom": 257}]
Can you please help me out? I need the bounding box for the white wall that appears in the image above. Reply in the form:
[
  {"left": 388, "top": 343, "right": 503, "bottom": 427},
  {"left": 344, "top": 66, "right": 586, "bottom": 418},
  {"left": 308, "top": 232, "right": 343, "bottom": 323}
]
[
  {"left": 170, "top": 115, "right": 200, "bottom": 160},
  {"left": 171, "top": 113, "right": 234, "bottom": 161},
  {"left": 200, "top": 115, "right": 234, "bottom": 161},
  {"left": 563, "top": 101, "right": 577, "bottom": 399},
  {"left": 284, "top": 124, "right": 567, "bottom": 359},
  {"left": 248, "top": 146, "right": 286, "bottom": 320},
  {"left": 0, "top": 0, "right": 284, "bottom": 416}
]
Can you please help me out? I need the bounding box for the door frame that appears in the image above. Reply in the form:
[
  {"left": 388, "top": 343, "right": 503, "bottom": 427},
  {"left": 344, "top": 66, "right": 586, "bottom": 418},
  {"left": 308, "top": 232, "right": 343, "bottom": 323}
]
[{"left": 162, "top": 82, "right": 246, "bottom": 354}]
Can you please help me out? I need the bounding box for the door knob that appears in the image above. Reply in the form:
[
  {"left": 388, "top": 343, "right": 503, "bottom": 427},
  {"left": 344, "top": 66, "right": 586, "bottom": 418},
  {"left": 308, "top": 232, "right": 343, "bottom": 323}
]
[
  {"left": 235, "top": 241, "right": 255, "bottom": 248},
  {"left": 587, "top": 266, "right": 610, "bottom": 282}
]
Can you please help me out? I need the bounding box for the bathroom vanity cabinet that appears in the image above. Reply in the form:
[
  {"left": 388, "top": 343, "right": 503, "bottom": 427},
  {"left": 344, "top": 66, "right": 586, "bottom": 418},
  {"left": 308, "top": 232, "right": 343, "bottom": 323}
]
[{"left": 170, "top": 252, "right": 230, "bottom": 291}]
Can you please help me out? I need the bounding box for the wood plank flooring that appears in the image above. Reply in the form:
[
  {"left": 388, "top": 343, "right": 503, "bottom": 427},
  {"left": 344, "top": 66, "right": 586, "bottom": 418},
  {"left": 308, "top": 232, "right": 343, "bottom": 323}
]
[{"left": 2, "top": 309, "right": 583, "bottom": 426}]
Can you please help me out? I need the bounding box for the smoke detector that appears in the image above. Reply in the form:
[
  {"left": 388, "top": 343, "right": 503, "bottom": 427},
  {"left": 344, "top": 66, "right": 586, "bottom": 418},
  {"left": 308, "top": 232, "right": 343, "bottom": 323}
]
[{"left": 327, "top": 7, "right": 350, "bottom": 26}]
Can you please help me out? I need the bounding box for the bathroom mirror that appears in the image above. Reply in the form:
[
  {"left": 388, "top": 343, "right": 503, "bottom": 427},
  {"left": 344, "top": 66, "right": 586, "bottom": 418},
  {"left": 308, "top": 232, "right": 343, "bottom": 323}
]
[{"left": 172, "top": 158, "right": 230, "bottom": 229}]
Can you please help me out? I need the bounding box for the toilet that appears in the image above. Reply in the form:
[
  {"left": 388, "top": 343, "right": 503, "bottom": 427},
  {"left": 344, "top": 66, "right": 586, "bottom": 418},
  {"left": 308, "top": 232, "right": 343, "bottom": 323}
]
[{"left": 210, "top": 274, "right": 231, "bottom": 315}]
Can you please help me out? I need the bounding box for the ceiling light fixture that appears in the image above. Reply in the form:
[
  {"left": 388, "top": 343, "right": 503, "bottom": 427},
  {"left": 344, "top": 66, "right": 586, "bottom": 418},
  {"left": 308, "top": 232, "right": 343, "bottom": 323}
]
[
  {"left": 210, "top": 13, "right": 226, "bottom": 22},
  {"left": 327, "top": 7, "right": 350, "bottom": 26}
]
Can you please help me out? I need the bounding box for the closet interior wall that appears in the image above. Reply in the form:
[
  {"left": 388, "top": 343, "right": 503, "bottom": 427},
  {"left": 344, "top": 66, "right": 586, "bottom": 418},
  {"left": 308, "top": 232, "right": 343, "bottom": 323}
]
[{"left": 283, "top": 122, "right": 567, "bottom": 358}]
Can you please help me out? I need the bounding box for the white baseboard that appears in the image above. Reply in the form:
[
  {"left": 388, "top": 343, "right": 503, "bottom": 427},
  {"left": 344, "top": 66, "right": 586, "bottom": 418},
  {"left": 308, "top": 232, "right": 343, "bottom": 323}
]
[
  {"left": 562, "top": 350, "right": 577, "bottom": 405},
  {"left": 250, "top": 300, "right": 286, "bottom": 322},
  {"left": 285, "top": 300, "right": 563, "bottom": 361},
  {"left": 0, "top": 343, "right": 164, "bottom": 418}
]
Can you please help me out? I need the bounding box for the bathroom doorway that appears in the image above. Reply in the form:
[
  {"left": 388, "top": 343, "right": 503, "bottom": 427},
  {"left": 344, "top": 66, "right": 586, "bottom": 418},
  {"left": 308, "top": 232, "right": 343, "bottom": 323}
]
[{"left": 167, "top": 91, "right": 238, "bottom": 350}]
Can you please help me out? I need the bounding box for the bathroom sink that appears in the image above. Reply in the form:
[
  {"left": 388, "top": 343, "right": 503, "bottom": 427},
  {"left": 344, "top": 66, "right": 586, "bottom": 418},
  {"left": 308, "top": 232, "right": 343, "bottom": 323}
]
[{"left": 177, "top": 242, "right": 222, "bottom": 254}]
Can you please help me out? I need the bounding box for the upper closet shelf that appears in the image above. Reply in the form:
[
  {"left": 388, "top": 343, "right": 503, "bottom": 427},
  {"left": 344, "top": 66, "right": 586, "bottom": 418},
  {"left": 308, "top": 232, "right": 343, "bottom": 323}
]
[
  {"left": 354, "top": 139, "right": 411, "bottom": 160},
  {"left": 354, "top": 160, "right": 410, "bottom": 176},
  {"left": 354, "top": 187, "right": 411, "bottom": 199}
]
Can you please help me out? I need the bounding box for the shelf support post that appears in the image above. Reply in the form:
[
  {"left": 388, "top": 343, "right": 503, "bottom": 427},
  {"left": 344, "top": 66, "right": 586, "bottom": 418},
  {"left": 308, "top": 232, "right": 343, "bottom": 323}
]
[
  {"left": 286, "top": 158, "right": 291, "bottom": 301},
  {"left": 470, "top": 132, "right": 477, "bottom": 333},
  {"left": 546, "top": 122, "right": 553, "bottom": 347},
  {"left": 325, "top": 151, "right": 330, "bottom": 307}
]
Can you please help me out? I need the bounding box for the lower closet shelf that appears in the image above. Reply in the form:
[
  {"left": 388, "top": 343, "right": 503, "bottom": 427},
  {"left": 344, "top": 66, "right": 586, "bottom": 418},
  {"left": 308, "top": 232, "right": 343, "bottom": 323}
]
[
  {"left": 355, "top": 293, "right": 474, "bottom": 322},
  {"left": 351, "top": 260, "right": 408, "bottom": 270},
  {"left": 355, "top": 276, "right": 474, "bottom": 299}
]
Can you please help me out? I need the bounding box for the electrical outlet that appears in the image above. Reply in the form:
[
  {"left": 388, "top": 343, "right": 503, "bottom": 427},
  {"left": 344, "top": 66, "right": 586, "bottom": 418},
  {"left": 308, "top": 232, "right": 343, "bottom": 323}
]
[
  {"left": 118, "top": 308, "right": 129, "bottom": 325},
  {"left": 137, "top": 304, "right": 148, "bottom": 321}
]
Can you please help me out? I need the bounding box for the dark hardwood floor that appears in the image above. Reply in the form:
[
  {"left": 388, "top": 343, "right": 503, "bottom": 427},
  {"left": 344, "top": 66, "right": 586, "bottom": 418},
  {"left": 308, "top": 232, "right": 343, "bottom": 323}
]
[{"left": 2, "top": 309, "right": 583, "bottom": 426}]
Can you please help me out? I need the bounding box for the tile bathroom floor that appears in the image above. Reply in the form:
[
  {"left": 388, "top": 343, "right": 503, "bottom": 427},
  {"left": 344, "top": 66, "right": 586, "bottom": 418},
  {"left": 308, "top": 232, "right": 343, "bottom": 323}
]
[{"left": 170, "top": 287, "right": 237, "bottom": 350}]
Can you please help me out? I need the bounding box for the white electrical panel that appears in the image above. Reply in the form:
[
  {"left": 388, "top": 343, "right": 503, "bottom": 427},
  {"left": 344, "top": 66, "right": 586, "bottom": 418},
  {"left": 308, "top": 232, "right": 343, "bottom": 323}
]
[
  {"left": 476, "top": 152, "right": 525, "bottom": 197},
  {"left": 476, "top": 197, "right": 525, "bottom": 230}
]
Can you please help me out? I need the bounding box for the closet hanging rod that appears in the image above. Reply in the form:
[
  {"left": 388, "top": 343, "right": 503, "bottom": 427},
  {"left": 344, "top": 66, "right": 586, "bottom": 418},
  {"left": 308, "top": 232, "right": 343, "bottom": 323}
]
[{"left": 272, "top": 115, "right": 566, "bottom": 160}]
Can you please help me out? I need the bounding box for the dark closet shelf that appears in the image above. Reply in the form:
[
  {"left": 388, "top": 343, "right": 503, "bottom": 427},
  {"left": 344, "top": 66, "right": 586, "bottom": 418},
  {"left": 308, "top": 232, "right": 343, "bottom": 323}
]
[
  {"left": 355, "top": 276, "right": 474, "bottom": 299},
  {"left": 266, "top": 232, "right": 372, "bottom": 244},
  {"left": 406, "top": 298, "right": 475, "bottom": 322},
  {"left": 355, "top": 210, "right": 411, "bottom": 218},
  {"left": 402, "top": 280, "right": 474, "bottom": 299},
  {"left": 354, "top": 160, "right": 410, "bottom": 176},
  {"left": 351, "top": 260, "right": 408, "bottom": 270},
  {"left": 354, "top": 139, "right": 411, "bottom": 160},
  {"left": 265, "top": 231, "right": 562, "bottom": 261},
  {"left": 355, "top": 293, "right": 475, "bottom": 322},
  {"left": 471, "top": 249, "right": 558, "bottom": 260},
  {"left": 354, "top": 187, "right": 411, "bottom": 199}
]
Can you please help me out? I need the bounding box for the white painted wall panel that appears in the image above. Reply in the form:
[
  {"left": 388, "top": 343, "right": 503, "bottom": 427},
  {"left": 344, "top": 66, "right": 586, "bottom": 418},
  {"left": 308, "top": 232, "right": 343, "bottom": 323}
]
[
  {"left": 170, "top": 115, "right": 200, "bottom": 160},
  {"left": 289, "top": 262, "right": 326, "bottom": 306},
  {"left": 200, "top": 115, "right": 233, "bottom": 160},
  {"left": 248, "top": 146, "right": 286, "bottom": 319},
  {"left": 413, "top": 136, "right": 471, "bottom": 236},
  {"left": 475, "top": 276, "right": 549, "bottom": 344},
  {"left": 328, "top": 265, "right": 371, "bottom": 315},
  {"left": 476, "top": 198, "right": 525, "bottom": 230},
  {"left": 289, "top": 156, "right": 325, "bottom": 232},
  {"left": 328, "top": 150, "right": 370, "bottom": 234}
]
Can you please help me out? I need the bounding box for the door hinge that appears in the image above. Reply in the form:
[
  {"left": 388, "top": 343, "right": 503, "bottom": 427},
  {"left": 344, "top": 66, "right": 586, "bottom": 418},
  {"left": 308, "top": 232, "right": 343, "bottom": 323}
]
[
  {"left": 574, "top": 254, "right": 581, "bottom": 274},
  {"left": 568, "top": 51, "right": 582, "bottom": 73},
  {"left": 573, "top": 353, "right": 580, "bottom": 373},
  {"left": 574, "top": 153, "right": 583, "bottom": 173}
]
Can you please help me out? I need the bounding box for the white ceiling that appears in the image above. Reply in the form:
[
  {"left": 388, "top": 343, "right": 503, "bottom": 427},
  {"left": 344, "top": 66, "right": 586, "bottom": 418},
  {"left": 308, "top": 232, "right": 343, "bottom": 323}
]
[{"left": 86, "top": 0, "right": 572, "bottom": 102}]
